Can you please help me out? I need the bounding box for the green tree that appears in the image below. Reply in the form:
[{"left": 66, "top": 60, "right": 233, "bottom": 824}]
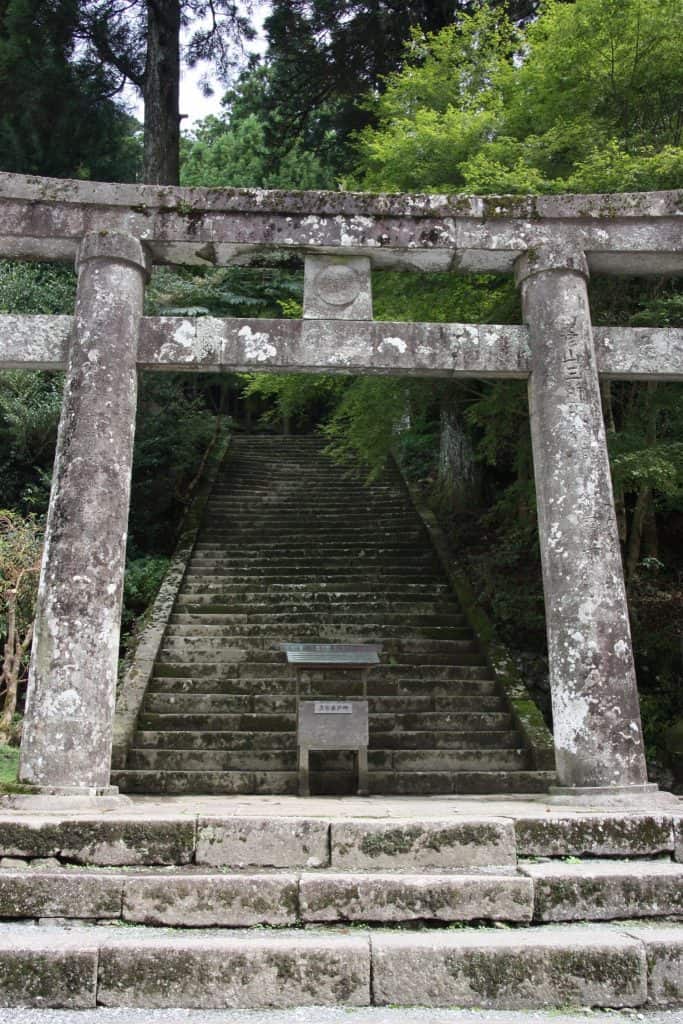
[{"left": 356, "top": 0, "right": 683, "bottom": 194}]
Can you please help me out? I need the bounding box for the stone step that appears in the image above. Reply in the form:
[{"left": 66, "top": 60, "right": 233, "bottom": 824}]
[
  {"left": 157, "top": 636, "right": 478, "bottom": 654},
  {"left": 135, "top": 711, "right": 512, "bottom": 732},
  {"left": 181, "top": 568, "right": 444, "bottom": 581},
  {"left": 0, "top": 868, "right": 535, "bottom": 927},
  {"left": 152, "top": 662, "right": 494, "bottom": 681},
  {"left": 161, "top": 623, "right": 472, "bottom": 640},
  {"left": 113, "top": 768, "right": 554, "bottom": 796},
  {"left": 146, "top": 676, "right": 500, "bottom": 697},
  {"left": 364, "top": 771, "right": 556, "bottom": 796},
  {"left": 177, "top": 582, "right": 451, "bottom": 596},
  {"left": 371, "top": 730, "right": 523, "bottom": 749},
  {"left": 133, "top": 730, "right": 297, "bottom": 750},
  {"left": 197, "top": 534, "right": 424, "bottom": 545},
  {"left": 140, "top": 693, "right": 505, "bottom": 715},
  {"left": 125, "top": 747, "right": 527, "bottom": 773},
  {"left": 131, "top": 728, "right": 522, "bottom": 751},
  {"left": 113, "top": 769, "right": 298, "bottom": 794},
  {"left": 520, "top": 860, "right": 683, "bottom": 921},
  {"left": 168, "top": 612, "right": 468, "bottom": 626}
]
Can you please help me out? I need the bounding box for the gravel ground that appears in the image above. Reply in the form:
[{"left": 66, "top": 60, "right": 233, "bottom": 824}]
[{"left": 0, "top": 1009, "right": 682, "bottom": 1024}]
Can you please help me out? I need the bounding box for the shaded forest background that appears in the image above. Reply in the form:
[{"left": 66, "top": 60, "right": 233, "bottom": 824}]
[{"left": 0, "top": 0, "right": 682, "bottom": 781}]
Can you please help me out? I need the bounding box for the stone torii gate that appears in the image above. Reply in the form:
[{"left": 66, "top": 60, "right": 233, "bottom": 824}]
[{"left": 0, "top": 173, "right": 681, "bottom": 799}]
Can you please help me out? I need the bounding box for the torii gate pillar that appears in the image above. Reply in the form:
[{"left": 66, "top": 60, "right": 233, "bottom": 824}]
[
  {"left": 18, "top": 232, "right": 148, "bottom": 794},
  {"left": 518, "top": 244, "right": 652, "bottom": 792}
]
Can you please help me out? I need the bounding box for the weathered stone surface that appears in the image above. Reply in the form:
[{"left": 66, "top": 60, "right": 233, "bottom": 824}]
[
  {"left": 594, "top": 326, "right": 683, "bottom": 382},
  {"left": 19, "top": 232, "right": 148, "bottom": 793},
  {"left": 371, "top": 927, "right": 646, "bottom": 1008},
  {"left": 299, "top": 872, "right": 533, "bottom": 923},
  {"left": 0, "top": 820, "right": 63, "bottom": 858},
  {"left": 0, "top": 871, "right": 122, "bottom": 920},
  {"left": 196, "top": 817, "right": 329, "bottom": 868},
  {"left": 303, "top": 255, "right": 373, "bottom": 320},
  {"left": 675, "top": 818, "right": 683, "bottom": 863},
  {"left": 625, "top": 925, "right": 683, "bottom": 1006},
  {"left": 97, "top": 930, "right": 370, "bottom": 1008},
  {"left": 4, "top": 315, "right": 681, "bottom": 382},
  {"left": 0, "top": 173, "right": 681, "bottom": 274},
  {"left": 123, "top": 874, "right": 298, "bottom": 927},
  {"left": 519, "top": 244, "right": 648, "bottom": 789},
  {"left": 331, "top": 819, "right": 516, "bottom": 871},
  {"left": 139, "top": 317, "right": 533, "bottom": 377},
  {"left": 515, "top": 814, "right": 674, "bottom": 857},
  {"left": 522, "top": 860, "right": 683, "bottom": 921},
  {"left": 0, "top": 926, "right": 98, "bottom": 1008},
  {"left": 0, "top": 314, "right": 70, "bottom": 368},
  {"left": 58, "top": 819, "right": 195, "bottom": 866}
]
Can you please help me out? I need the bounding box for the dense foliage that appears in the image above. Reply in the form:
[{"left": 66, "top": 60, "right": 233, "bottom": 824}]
[{"left": 0, "top": 0, "right": 141, "bottom": 179}]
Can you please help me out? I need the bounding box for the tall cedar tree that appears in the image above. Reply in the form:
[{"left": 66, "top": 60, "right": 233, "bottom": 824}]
[
  {"left": 0, "top": 0, "right": 139, "bottom": 179},
  {"left": 79, "top": 0, "right": 252, "bottom": 184}
]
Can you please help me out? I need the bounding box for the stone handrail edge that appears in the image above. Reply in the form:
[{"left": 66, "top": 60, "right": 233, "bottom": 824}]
[
  {"left": 393, "top": 453, "right": 556, "bottom": 773},
  {"left": 110, "top": 423, "right": 231, "bottom": 771}
]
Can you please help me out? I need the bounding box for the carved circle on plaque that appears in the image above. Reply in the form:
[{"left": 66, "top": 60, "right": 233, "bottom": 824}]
[{"left": 313, "top": 264, "right": 361, "bottom": 307}]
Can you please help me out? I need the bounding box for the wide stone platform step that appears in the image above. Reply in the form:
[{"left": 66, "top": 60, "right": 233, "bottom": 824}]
[
  {"left": 0, "top": 800, "right": 681, "bottom": 1009},
  {"left": 0, "top": 921, "right": 681, "bottom": 1009}
]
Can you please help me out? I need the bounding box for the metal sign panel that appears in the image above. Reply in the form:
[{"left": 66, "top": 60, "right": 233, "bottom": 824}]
[
  {"left": 314, "top": 702, "right": 353, "bottom": 714},
  {"left": 280, "top": 642, "right": 381, "bottom": 667}
]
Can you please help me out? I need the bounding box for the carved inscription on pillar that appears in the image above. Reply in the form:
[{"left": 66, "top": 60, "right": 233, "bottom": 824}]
[{"left": 517, "top": 244, "right": 650, "bottom": 790}]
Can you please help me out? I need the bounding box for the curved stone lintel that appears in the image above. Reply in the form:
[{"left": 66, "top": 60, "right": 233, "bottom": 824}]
[{"left": 0, "top": 173, "right": 680, "bottom": 274}]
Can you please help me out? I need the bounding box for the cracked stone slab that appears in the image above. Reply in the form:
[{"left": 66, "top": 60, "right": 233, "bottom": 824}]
[
  {"left": 331, "top": 818, "right": 516, "bottom": 871},
  {"left": 521, "top": 859, "right": 683, "bottom": 921},
  {"left": 0, "top": 926, "right": 98, "bottom": 1008},
  {"left": 623, "top": 924, "right": 683, "bottom": 1006},
  {"left": 371, "top": 925, "right": 647, "bottom": 1009},
  {"left": 196, "top": 818, "right": 329, "bottom": 868},
  {"left": 0, "top": 872, "right": 123, "bottom": 920},
  {"left": 514, "top": 814, "right": 675, "bottom": 857},
  {"left": 122, "top": 873, "right": 298, "bottom": 927},
  {"left": 0, "top": 818, "right": 195, "bottom": 865},
  {"left": 96, "top": 928, "right": 370, "bottom": 1008},
  {"left": 299, "top": 872, "right": 533, "bottom": 923}
]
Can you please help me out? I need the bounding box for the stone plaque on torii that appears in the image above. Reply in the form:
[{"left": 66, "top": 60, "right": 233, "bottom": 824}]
[{"left": 0, "top": 172, "right": 681, "bottom": 798}]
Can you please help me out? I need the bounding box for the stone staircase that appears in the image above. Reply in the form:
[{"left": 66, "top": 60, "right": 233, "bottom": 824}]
[
  {"left": 113, "top": 433, "right": 554, "bottom": 796},
  {"left": 0, "top": 806, "right": 681, "bottom": 1009}
]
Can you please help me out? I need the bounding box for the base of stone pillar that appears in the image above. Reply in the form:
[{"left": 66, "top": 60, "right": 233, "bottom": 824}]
[
  {"left": 15, "top": 783, "right": 121, "bottom": 796},
  {"left": 549, "top": 783, "right": 658, "bottom": 796},
  {"left": 547, "top": 782, "right": 681, "bottom": 809},
  {"left": 0, "top": 787, "right": 132, "bottom": 813}
]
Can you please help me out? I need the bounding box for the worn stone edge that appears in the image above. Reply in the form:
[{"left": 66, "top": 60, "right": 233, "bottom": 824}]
[
  {"left": 395, "top": 456, "right": 556, "bottom": 774},
  {"left": 110, "top": 425, "right": 231, "bottom": 770},
  {"left": 1, "top": 172, "right": 681, "bottom": 219}
]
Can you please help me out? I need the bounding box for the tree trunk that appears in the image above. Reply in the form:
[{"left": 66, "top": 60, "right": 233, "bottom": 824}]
[
  {"left": 143, "top": 0, "right": 181, "bottom": 184},
  {"left": 625, "top": 382, "right": 659, "bottom": 582},
  {"left": 601, "top": 380, "right": 627, "bottom": 543},
  {"left": 438, "top": 395, "right": 480, "bottom": 512},
  {"left": 0, "top": 592, "right": 32, "bottom": 745}
]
